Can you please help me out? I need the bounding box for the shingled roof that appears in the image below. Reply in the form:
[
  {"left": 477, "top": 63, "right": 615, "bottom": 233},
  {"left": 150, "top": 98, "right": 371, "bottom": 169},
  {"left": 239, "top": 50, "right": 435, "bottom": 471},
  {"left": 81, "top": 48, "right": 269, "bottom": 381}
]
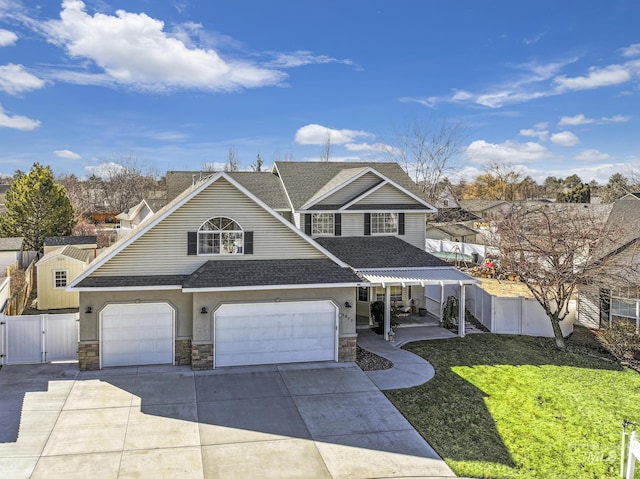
[
  {"left": 315, "top": 236, "right": 448, "bottom": 269},
  {"left": 183, "top": 259, "right": 362, "bottom": 289},
  {"left": 273, "top": 161, "right": 431, "bottom": 210},
  {"left": 0, "top": 237, "right": 23, "bottom": 251},
  {"left": 44, "top": 235, "right": 97, "bottom": 247}
]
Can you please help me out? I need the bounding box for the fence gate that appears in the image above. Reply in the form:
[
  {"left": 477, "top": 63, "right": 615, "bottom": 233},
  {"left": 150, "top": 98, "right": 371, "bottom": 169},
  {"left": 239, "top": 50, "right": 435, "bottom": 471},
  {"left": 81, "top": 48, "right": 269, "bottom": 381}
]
[{"left": 0, "top": 313, "right": 79, "bottom": 365}]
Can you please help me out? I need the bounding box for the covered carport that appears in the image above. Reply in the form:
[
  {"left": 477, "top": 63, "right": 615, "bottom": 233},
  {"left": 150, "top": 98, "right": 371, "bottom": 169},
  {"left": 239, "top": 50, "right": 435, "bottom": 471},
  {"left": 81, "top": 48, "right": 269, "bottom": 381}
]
[{"left": 358, "top": 267, "right": 479, "bottom": 341}]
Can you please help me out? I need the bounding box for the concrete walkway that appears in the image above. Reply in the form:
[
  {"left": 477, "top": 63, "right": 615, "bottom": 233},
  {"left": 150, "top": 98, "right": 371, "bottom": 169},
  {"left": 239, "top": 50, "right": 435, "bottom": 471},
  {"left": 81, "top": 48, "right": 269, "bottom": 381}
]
[
  {"left": 357, "top": 326, "right": 456, "bottom": 390},
  {"left": 0, "top": 361, "right": 457, "bottom": 479}
]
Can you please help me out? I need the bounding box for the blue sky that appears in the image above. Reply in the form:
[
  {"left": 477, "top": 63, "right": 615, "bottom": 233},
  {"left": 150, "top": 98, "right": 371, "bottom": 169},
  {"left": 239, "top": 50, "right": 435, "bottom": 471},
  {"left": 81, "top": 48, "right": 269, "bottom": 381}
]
[{"left": 0, "top": 0, "right": 639, "bottom": 184}]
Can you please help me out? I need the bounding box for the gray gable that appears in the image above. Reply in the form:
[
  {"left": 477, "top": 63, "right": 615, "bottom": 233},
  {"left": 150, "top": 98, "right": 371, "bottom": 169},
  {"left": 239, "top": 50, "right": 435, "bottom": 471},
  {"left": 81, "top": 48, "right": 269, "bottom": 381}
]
[
  {"left": 315, "top": 236, "right": 448, "bottom": 269},
  {"left": 0, "top": 237, "right": 23, "bottom": 251},
  {"left": 183, "top": 259, "right": 362, "bottom": 289},
  {"left": 274, "top": 161, "right": 430, "bottom": 210}
]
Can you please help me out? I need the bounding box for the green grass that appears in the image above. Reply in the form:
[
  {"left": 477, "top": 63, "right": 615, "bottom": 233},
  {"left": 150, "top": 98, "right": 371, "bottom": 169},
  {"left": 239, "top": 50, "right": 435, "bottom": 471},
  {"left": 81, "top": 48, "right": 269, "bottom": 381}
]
[{"left": 384, "top": 330, "right": 640, "bottom": 479}]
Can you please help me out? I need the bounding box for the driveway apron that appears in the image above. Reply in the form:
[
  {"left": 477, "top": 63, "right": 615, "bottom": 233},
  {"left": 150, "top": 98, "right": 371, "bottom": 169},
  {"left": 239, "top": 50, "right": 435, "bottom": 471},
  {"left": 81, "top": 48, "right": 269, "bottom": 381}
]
[{"left": 0, "top": 362, "right": 455, "bottom": 479}]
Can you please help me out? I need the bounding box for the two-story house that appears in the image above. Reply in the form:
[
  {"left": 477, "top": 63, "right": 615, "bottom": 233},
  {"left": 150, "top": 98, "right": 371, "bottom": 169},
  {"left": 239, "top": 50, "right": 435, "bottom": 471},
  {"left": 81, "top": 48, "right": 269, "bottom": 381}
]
[{"left": 69, "top": 162, "right": 475, "bottom": 371}]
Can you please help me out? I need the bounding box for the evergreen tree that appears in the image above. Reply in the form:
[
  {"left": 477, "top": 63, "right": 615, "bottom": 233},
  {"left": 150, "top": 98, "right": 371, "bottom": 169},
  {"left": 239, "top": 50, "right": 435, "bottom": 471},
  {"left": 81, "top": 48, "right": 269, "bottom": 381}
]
[{"left": 0, "top": 163, "right": 75, "bottom": 252}]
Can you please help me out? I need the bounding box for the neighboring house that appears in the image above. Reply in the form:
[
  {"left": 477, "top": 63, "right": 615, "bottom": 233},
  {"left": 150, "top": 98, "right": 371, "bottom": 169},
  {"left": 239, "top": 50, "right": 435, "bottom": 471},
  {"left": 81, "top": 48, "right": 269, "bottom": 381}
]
[
  {"left": 43, "top": 236, "right": 97, "bottom": 257},
  {"left": 577, "top": 197, "right": 640, "bottom": 330},
  {"left": 433, "top": 184, "right": 460, "bottom": 209},
  {"left": 116, "top": 198, "right": 168, "bottom": 237},
  {"left": 36, "top": 246, "right": 93, "bottom": 310},
  {"left": 0, "top": 237, "right": 24, "bottom": 274},
  {"left": 458, "top": 199, "right": 510, "bottom": 223},
  {"left": 426, "top": 223, "right": 478, "bottom": 244},
  {"left": 69, "top": 162, "right": 476, "bottom": 371}
]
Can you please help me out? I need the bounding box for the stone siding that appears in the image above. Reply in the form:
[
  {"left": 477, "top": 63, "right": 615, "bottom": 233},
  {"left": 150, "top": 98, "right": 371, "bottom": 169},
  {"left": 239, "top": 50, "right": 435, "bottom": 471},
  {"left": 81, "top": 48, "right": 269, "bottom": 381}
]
[
  {"left": 191, "top": 342, "right": 214, "bottom": 370},
  {"left": 78, "top": 341, "right": 100, "bottom": 370},
  {"left": 175, "top": 338, "right": 192, "bottom": 365},
  {"left": 338, "top": 336, "right": 357, "bottom": 362}
]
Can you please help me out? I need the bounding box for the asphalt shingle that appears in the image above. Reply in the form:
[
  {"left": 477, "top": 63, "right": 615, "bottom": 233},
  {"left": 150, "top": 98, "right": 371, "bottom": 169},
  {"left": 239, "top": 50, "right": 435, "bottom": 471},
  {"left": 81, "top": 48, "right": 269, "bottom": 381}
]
[{"left": 315, "top": 236, "right": 449, "bottom": 269}]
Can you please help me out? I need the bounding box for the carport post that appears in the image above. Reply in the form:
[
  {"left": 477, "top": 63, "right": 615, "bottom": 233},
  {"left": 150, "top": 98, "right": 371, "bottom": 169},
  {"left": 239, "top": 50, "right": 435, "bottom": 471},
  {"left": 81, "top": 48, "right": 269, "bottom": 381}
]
[
  {"left": 384, "top": 286, "right": 391, "bottom": 341},
  {"left": 459, "top": 282, "right": 466, "bottom": 338}
]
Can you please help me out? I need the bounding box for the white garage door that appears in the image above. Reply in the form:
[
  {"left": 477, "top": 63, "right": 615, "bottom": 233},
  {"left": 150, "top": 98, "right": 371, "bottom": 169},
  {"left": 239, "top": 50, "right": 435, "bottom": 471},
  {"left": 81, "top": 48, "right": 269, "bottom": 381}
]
[
  {"left": 214, "top": 300, "right": 337, "bottom": 367},
  {"left": 101, "top": 302, "right": 174, "bottom": 368}
]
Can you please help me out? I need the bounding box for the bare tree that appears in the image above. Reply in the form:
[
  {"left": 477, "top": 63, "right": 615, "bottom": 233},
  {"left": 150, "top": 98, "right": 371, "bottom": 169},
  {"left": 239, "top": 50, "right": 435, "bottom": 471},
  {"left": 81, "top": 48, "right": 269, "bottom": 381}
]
[
  {"left": 384, "top": 116, "right": 468, "bottom": 201},
  {"left": 495, "top": 203, "right": 639, "bottom": 349},
  {"left": 224, "top": 147, "right": 240, "bottom": 172},
  {"left": 91, "top": 157, "right": 161, "bottom": 213},
  {"left": 251, "top": 153, "right": 264, "bottom": 172},
  {"left": 320, "top": 133, "right": 332, "bottom": 162}
]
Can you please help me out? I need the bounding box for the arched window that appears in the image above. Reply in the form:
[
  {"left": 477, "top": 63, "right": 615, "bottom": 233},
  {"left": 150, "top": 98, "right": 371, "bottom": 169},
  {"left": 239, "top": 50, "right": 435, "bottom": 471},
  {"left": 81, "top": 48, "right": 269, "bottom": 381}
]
[{"left": 198, "top": 217, "right": 244, "bottom": 255}]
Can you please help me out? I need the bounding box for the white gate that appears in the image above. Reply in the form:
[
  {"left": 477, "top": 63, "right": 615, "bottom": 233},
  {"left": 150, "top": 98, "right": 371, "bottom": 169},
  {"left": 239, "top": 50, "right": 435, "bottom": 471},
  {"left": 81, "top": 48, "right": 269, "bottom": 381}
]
[
  {"left": 0, "top": 313, "right": 79, "bottom": 365},
  {"left": 625, "top": 429, "right": 640, "bottom": 479}
]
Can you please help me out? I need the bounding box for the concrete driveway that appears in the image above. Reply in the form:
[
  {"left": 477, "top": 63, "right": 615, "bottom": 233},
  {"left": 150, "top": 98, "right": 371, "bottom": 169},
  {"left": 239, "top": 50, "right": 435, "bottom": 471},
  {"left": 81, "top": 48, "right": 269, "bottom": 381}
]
[{"left": 0, "top": 361, "right": 455, "bottom": 479}]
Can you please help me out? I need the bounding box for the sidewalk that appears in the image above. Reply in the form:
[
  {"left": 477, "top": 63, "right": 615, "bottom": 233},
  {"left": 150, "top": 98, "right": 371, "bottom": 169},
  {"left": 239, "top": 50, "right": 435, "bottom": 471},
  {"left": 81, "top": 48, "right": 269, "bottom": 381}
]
[{"left": 357, "top": 326, "right": 456, "bottom": 390}]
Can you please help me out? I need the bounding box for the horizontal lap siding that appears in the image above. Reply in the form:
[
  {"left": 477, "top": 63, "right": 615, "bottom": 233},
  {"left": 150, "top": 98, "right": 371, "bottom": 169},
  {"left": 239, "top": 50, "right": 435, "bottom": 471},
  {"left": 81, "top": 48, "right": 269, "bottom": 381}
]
[
  {"left": 355, "top": 183, "right": 421, "bottom": 205},
  {"left": 341, "top": 213, "right": 364, "bottom": 236},
  {"left": 402, "top": 213, "right": 427, "bottom": 249},
  {"left": 93, "top": 179, "right": 324, "bottom": 276},
  {"left": 317, "top": 172, "right": 382, "bottom": 206}
]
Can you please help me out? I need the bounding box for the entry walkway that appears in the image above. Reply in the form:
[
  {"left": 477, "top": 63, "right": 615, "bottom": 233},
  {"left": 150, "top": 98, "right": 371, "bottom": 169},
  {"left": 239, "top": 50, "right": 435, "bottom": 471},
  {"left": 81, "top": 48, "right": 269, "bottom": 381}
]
[{"left": 357, "top": 326, "right": 456, "bottom": 390}]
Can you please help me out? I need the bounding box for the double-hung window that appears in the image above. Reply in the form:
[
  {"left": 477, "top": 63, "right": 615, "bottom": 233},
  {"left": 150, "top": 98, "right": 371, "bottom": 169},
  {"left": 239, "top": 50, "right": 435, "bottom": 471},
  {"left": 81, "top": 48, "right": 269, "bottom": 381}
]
[
  {"left": 312, "top": 213, "right": 334, "bottom": 236},
  {"left": 371, "top": 212, "right": 398, "bottom": 234},
  {"left": 198, "top": 217, "right": 244, "bottom": 255},
  {"left": 376, "top": 286, "right": 402, "bottom": 302}
]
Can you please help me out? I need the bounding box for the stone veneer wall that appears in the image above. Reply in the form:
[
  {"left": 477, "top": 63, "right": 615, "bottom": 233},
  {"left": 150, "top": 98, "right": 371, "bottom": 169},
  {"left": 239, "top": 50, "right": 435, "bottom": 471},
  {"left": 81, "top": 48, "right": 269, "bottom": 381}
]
[
  {"left": 175, "top": 339, "right": 192, "bottom": 365},
  {"left": 78, "top": 341, "right": 100, "bottom": 370},
  {"left": 338, "top": 336, "right": 357, "bottom": 362},
  {"left": 191, "top": 342, "right": 214, "bottom": 370}
]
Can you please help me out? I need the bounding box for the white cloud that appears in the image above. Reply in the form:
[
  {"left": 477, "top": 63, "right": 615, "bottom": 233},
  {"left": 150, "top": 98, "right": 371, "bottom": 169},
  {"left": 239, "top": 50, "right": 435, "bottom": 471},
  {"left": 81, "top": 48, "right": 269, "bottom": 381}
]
[
  {"left": 0, "top": 105, "right": 40, "bottom": 130},
  {"left": 344, "top": 142, "right": 391, "bottom": 153},
  {"left": 573, "top": 149, "right": 613, "bottom": 162},
  {"left": 0, "top": 28, "right": 17, "bottom": 46},
  {"left": 423, "top": 58, "right": 575, "bottom": 108},
  {"left": 621, "top": 43, "right": 640, "bottom": 58},
  {"left": 559, "top": 113, "right": 631, "bottom": 126},
  {"left": 559, "top": 114, "right": 594, "bottom": 126},
  {"left": 84, "top": 161, "right": 126, "bottom": 178},
  {"left": 519, "top": 128, "right": 548, "bottom": 141},
  {"left": 553, "top": 62, "right": 637, "bottom": 91},
  {"left": 550, "top": 131, "right": 579, "bottom": 146},
  {"left": 54, "top": 149, "right": 81, "bottom": 160},
  {"left": 523, "top": 32, "right": 545, "bottom": 45},
  {"left": 465, "top": 140, "right": 549, "bottom": 164},
  {"left": 267, "top": 51, "right": 353, "bottom": 68},
  {"left": 295, "top": 124, "right": 372, "bottom": 145},
  {"left": 0, "top": 63, "right": 46, "bottom": 95},
  {"left": 41, "top": 0, "right": 286, "bottom": 92},
  {"left": 601, "top": 114, "right": 630, "bottom": 123}
]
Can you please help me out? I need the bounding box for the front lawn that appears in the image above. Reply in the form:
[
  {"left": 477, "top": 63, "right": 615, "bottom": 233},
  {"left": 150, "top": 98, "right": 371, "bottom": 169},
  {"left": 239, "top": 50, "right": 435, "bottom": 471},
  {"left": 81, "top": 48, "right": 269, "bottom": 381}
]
[{"left": 385, "top": 330, "right": 640, "bottom": 479}]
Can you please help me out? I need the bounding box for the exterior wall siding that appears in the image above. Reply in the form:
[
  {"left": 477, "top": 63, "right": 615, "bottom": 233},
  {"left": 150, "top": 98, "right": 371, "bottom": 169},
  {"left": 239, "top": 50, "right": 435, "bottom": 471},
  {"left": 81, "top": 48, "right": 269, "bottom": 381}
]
[
  {"left": 355, "top": 183, "right": 421, "bottom": 206},
  {"left": 37, "top": 258, "right": 85, "bottom": 309},
  {"left": 92, "top": 178, "right": 325, "bottom": 277},
  {"left": 316, "top": 172, "right": 383, "bottom": 207},
  {"left": 338, "top": 212, "right": 425, "bottom": 249},
  {"left": 577, "top": 284, "right": 601, "bottom": 329}
]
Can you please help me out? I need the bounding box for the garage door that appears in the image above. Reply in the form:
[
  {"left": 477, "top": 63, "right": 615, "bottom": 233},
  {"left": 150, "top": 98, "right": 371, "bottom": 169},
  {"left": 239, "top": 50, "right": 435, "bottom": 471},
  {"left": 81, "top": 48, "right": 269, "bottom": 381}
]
[
  {"left": 101, "top": 302, "right": 174, "bottom": 368},
  {"left": 214, "top": 300, "right": 337, "bottom": 367}
]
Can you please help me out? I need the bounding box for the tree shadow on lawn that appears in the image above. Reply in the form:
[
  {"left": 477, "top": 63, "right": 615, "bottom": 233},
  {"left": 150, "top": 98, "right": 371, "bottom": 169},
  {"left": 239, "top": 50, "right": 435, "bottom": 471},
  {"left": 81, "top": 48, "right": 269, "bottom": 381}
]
[{"left": 384, "top": 331, "right": 623, "bottom": 468}]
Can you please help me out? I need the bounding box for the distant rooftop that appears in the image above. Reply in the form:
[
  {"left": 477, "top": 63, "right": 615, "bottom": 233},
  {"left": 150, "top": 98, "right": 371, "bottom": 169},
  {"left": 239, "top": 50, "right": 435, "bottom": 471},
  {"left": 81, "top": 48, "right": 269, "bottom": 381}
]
[{"left": 44, "top": 235, "right": 97, "bottom": 247}]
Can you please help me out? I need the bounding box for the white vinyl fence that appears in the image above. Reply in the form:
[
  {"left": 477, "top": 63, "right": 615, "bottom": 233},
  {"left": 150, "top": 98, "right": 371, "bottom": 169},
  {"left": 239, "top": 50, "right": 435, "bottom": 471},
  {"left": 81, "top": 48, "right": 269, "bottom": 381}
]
[
  {"left": 425, "top": 238, "right": 499, "bottom": 263},
  {"left": 465, "top": 284, "right": 575, "bottom": 337},
  {"left": 0, "top": 313, "right": 79, "bottom": 365}
]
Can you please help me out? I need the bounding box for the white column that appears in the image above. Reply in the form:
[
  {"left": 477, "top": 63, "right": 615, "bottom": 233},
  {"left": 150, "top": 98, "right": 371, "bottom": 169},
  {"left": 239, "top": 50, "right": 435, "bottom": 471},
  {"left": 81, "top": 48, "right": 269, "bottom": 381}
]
[
  {"left": 459, "top": 283, "right": 466, "bottom": 338},
  {"left": 384, "top": 286, "right": 391, "bottom": 341}
]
